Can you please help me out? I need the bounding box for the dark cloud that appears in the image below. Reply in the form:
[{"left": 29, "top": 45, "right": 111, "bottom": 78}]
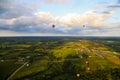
[
  {"left": 0, "top": 16, "right": 67, "bottom": 34},
  {"left": 0, "top": 0, "right": 35, "bottom": 19},
  {"left": 104, "top": 1, "right": 120, "bottom": 10},
  {"left": 108, "top": 4, "right": 120, "bottom": 8},
  {"left": 0, "top": 25, "right": 69, "bottom": 34},
  {"left": 93, "top": 10, "right": 111, "bottom": 14}
]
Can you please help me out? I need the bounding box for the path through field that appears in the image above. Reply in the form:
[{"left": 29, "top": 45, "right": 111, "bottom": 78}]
[{"left": 7, "top": 62, "right": 28, "bottom": 80}]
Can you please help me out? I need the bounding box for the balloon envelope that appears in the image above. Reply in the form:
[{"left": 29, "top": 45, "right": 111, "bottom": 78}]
[
  {"left": 77, "top": 73, "right": 80, "bottom": 77},
  {"left": 83, "top": 25, "right": 85, "bottom": 27},
  {"left": 52, "top": 25, "right": 55, "bottom": 28}
]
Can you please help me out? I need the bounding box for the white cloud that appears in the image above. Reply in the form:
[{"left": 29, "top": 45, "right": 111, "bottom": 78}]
[
  {"left": 0, "top": 11, "right": 119, "bottom": 35},
  {"left": 57, "top": 10, "right": 114, "bottom": 27}
]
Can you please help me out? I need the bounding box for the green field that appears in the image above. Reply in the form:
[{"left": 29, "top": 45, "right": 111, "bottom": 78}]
[
  {"left": 0, "top": 60, "right": 21, "bottom": 79},
  {"left": 0, "top": 37, "right": 120, "bottom": 80}
]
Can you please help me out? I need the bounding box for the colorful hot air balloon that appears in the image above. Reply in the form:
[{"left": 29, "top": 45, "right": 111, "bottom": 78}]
[
  {"left": 85, "top": 60, "right": 89, "bottom": 64},
  {"left": 77, "top": 73, "right": 80, "bottom": 77},
  {"left": 87, "top": 67, "right": 90, "bottom": 71}
]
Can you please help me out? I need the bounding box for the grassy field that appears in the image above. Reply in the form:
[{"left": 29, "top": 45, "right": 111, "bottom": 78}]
[
  {"left": 0, "top": 60, "right": 21, "bottom": 79},
  {"left": 9, "top": 39, "right": 120, "bottom": 80},
  {"left": 0, "top": 37, "right": 119, "bottom": 80}
]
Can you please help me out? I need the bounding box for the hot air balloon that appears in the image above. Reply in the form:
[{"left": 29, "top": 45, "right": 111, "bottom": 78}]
[
  {"left": 52, "top": 24, "right": 55, "bottom": 28},
  {"left": 85, "top": 60, "right": 89, "bottom": 64},
  {"left": 77, "top": 73, "right": 80, "bottom": 77},
  {"left": 87, "top": 67, "right": 90, "bottom": 71},
  {"left": 83, "top": 25, "right": 85, "bottom": 27}
]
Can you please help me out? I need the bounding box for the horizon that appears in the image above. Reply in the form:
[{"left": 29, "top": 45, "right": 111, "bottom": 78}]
[{"left": 0, "top": 36, "right": 120, "bottom": 38}]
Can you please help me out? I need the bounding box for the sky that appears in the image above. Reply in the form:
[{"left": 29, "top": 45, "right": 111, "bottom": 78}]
[{"left": 0, "top": 0, "right": 120, "bottom": 36}]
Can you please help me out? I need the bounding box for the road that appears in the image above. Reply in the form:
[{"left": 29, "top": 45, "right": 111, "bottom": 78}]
[
  {"left": 6, "top": 59, "right": 81, "bottom": 80},
  {"left": 7, "top": 62, "right": 28, "bottom": 80}
]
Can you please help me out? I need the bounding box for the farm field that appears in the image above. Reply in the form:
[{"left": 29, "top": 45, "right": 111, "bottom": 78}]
[{"left": 0, "top": 37, "right": 120, "bottom": 80}]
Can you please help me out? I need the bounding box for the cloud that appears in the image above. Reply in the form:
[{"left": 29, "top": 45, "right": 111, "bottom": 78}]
[
  {"left": 91, "top": 28, "right": 120, "bottom": 36},
  {"left": 107, "top": 4, "right": 120, "bottom": 11},
  {"left": 0, "top": 30, "right": 74, "bottom": 36},
  {"left": 58, "top": 10, "right": 114, "bottom": 27},
  {"left": 0, "top": 0, "right": 36, "bottom": 19},
  {"left": 1, "top": 25, "right": 119, "bottom": 36},
  {"left": 42, "top": 0, "right": 70, "bottom": 3},
  {"left": 0, "top": 10, "right": 117, "bottom": 35},
  {"left": 108, "top": 4, "right": 120, "bottom": 8},
  {"left": 95, "top": 2, "right": 120, "bottom": 11},
  {"left": 0, "top": 0, "right": 119, "bottom": 36}
]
